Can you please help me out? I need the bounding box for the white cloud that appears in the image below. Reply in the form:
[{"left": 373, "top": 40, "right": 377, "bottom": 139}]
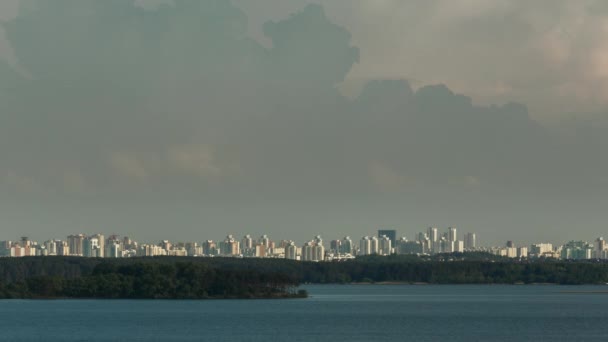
[
  {"left": 167, "top": 144, "right": 221, "bottom": 179},
  {"left": 110, "top": 152, "right": 151, "bottom": 183},
  {"left": 369, "top": 161, "right": 408, "bottom": 193}
]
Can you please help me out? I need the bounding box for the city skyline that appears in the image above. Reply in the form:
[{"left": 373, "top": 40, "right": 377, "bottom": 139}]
[{"left": 3, "top": 226, "right": 608, "bottom": 261}]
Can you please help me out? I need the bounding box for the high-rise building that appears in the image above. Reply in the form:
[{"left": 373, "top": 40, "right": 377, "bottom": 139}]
[
  {"left": 285, "top": 241, "right": 298, "bottom": 260},
  {"left": 105, "top": 241, "right": 122, "bottom": 258},
  {"left": 359, "top": 236, "right": 372, "bottom": 255},
  {"left": 530, "top": 243, "right": 553, "bottom": 257},
  {"left": 464, "top": 233, "right": 476, "bottom": 250},
  {"left": 441, "top": 238, "right": 454, "bottom": 253},
  {"left": 240, "top": 235, "right": 254, "bottom": 256},
  {"left": 396, "top": 238, "right": 424, "bottom": 255},
  {"left": 44, "top": 240, "right": 57, "bottom": 256},
  {"left": 417, "top": 232, "right": 427, "bottom": 242},
  {"left": 313, "top": 235, "right": 323, "bottom": 246},
  {"left": 255, "top": 244, "right": 266, "bottom": 257},
  {"left": 561, "top": 241, "right": 593, "bottom": 260},
  {"left": 377, "top": 229, "right": 396, "bottom": 246},
  {"left": 57, "top": 241, "right": 70, "bottom": 256},
  {"left": 160, "top": 240, "right": 172, "bottom": 252},
  {"left": 185, "top": 242, "right": 201, "bottom": 256},
  {"left": 259, "top": 235, "right": 270, "bottom": 248},
  {"left": 300, "top": 237, "right": 324, "bottom": 262},
  {"left": 428, "top": 227, "right": 438, "bottom": 243},
  {"left": 340, "top": 236, "right": 353, "bottom": 254},
  {"left": 517, "top": 247, "right": 528, "bottom": 258},
  {"left": 379, "top": 235, "right": 392, "bottom": 255},
  {"left": 595, "top": 237, "right": 606, "bottom": 258},
  {"left": 313, "top": 244, "right": 324, "bottom": 261},
  {"left": 202, "top": 240, "right": 217, "bottom": 255},
  {"left": 68, "top": 234, "right": 85, "bottom": 256},
  {"left": 370, "top": 236, "right": 379, "bottom": 254},
  {"left": 83, "top": 236, "right": 100, "bottom": 257},
  {"left": 506, "top": 247, "right": 518, "bottom": 258},
  {"left": 301, "top": 242, "right": 314, "bottom": 261},
  {"left": 506, "top": 241, "right": 515, "bottom": 248},
  {"left": 220, "top": 235, "right": 240, "bottom": 256},
  {"left": 448, "top": 227, "right": 457, "bottom": 242},
  {"left": 330, "top": 240, "right": 341, "bottom": 253},
  {"left": 91, "top": 234, "right": 105, "bottom": 257}
]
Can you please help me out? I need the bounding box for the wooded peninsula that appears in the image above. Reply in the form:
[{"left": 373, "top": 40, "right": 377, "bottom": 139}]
[{"left": 2, "top": 253, "right": 608, "bottom": 299}]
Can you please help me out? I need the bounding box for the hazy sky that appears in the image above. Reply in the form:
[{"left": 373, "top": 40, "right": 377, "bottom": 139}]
[{"left": 1, "top": 0, "right": 608, "bottom": 246}]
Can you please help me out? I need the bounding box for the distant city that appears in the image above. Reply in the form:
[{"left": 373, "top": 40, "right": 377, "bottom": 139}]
[{"left": 1, "top": 227, "right": 606, "bottom": 261}]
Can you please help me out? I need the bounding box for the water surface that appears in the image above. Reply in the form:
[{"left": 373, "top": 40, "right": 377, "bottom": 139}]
[{"left": 2, "top": 285, "right": 607, "bottom": 341}]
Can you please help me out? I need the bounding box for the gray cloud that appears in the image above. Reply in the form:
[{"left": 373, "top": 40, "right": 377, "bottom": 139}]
[{"left": 0, "top": 0, "right": 607, "bottom": 244}]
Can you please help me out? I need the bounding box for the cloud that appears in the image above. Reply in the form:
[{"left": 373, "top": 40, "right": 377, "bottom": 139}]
[
  {"left": 0, "top": 0, "right": 597, "bottom": 197},
  {"left": 0, "top": 1, "right": 607, "bottom": 242},
  {"left": 167, "top": 144, "right": 221, "bottom": 179},
  {"left": 110, "top": 152, "right": 151, "bottom": 183}
]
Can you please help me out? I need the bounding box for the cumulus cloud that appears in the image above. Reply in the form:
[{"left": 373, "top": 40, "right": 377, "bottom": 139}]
[
  {"left": 0, "top": 0, "right": 607, "bottom": 242},
  {"left": 0, "top": 0, "right": 599, "bottom": 195}
]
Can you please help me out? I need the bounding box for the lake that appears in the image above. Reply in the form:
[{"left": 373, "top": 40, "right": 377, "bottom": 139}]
[{"left": 1, "top": 284, "right": 608, "bottom": 341}]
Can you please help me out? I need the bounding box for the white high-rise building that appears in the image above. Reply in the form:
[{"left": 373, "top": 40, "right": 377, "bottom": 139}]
[
  {"left": 301, "top": 242, "right": 314, "bottom": 261},
  {"left": 359, "top": 236, "right": 372, "bottom": 255},
  {"left": 370, "top": 236, "right": 379, "bottom": 254},
  {"left": 301, "top": 237, "right": 324, "bottom": 261},
  {"left": 285, "top": 242, "right": 297, "bottom": 260},
  {"left": 105, "top": 241, "right": 122, "bottom": 258},
  {"left": 530, "top": 243, "right": 553, "bottom": 256},
  {"left": 68, "top": 234, "right": 85, "bottom": 256},
  {"left": 44, "top": 240, "right": 57, "bottom": 256},
  {"left": 428, "top": 227, "right": 438, "bottom": 242},
  {"left": 83, "top": 236, "right": 100, "bottom": 257},
  {"left": 379, "top": 235, "right": 392, "bottom": 255},
  {"left": 506, "top": 247, "right": 518, "bottom": 258},
  {"left": 517, "top": 247, "right": 528, "bottom": 258},
  {"left": 57, "top": 241, "right": 70, "bottom": 256},
  {"left": 313, "top": 244, "right": 324, "bottom": 261},
  {"left": 455, "top": 240, "right": 464, "bottom": 253}
]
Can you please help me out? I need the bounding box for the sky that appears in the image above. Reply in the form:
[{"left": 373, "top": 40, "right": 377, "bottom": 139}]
[{"left": 1, "top": 0, "right": 608, "bottom": 246}]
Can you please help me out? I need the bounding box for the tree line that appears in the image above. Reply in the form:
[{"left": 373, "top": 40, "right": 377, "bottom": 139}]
[
  {"left": 0, "top": 260, "right": 303, "bottom": 299},
  {"left": 2, "top": 253, "right": 608, "bottom": 299}
]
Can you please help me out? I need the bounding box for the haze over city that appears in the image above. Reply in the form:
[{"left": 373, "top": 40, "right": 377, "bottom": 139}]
[{"left": 2, "top": 0, "right": 608, "bottom": 246}]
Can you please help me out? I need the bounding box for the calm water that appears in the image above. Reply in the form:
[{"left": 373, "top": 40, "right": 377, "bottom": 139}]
[{"left": 2, "top": 285, "right": 608, "bottom": 341}]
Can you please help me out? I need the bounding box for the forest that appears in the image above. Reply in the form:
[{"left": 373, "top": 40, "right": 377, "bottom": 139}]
[
  {"left": 2, "top": 253, "right": 608, "bottom": 299},
  {"left": 0, "top": 259, "right": 304, "bottom": 299}
]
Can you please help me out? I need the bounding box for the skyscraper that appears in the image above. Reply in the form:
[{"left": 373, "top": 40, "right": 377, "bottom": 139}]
[
  {"left": 340, "top": 236, "right": 353, "bottom": 254},
  {"left": 464, "top": 233, "right": 476, "bottom": 250},
  {"left": 68, "top": 234, "right": 85, "bottom": 256},
  {"left": 330, "top": 240, "right": 341, "bottom": 253},
  {"left": 241, "top": 235, "right": 253, "bottom": 255},
  {"left": 91, "top": 234, "right": 105, "bottom": 258},
  {"left": 448, "top": 227, "right": 457, "bottom": 242},
  {"left": 379, "top": 235, "right": 392, "bottom": 255},
  {"left": 428, "top": 227, "right": 438, "bottom": 243},
  {"left": 285, "top": 241, "right": 297, "bottom": 260},
  {"left": 377, "top": 229, "right": 396, "bottom": 246},
  {"left": 83, "top": 236, "right": 100, "bottom": 257},
  {"left": 359, "top": 236, "right": 372, "bottom": 255}
]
